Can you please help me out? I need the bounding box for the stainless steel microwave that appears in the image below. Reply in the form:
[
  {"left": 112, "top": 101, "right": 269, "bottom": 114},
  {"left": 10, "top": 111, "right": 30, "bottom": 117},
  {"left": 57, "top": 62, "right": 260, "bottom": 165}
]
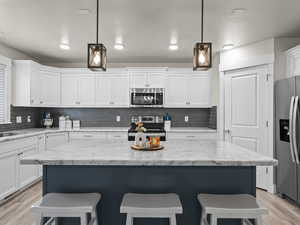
[{"left": 130, "top": 88, "right": 164, "bottom": 107}]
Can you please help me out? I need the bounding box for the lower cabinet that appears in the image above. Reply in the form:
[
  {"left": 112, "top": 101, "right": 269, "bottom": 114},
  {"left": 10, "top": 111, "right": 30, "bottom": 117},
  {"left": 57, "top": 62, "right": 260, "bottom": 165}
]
[
  {"left": 0, "top": 150, "right": 18, "bottom": 200},
  {"left": 69, "top": 131, "right": 127, "bottom": 141},
  {"left": 0, "top": 137, "right": 41, "bottom": 201},
  {"left": 167, "top": 132, "right": 217, "bottom": 140}
]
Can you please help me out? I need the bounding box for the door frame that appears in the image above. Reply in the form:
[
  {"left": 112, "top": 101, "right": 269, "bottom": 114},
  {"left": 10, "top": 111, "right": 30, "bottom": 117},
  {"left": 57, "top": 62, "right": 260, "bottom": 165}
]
[{"left": 218, "top": 57, "right": 275, "bottom": 193}]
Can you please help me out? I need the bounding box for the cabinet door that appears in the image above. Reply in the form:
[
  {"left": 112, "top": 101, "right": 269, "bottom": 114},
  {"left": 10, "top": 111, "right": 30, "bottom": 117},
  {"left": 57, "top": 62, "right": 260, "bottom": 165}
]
[
  {"left": 165, "top": 74, "right": 187, "bottom": 107},
  {"left": 110, "top": 75, "right": 129, "bottom": 107},
  {"left": 40, "top": 70, "right": 61, "bottom": 105},
  {"left": 61, "top": 74, "right": 78, "bottom": 106},
  {"left": 18, "top": 146, "right": 39, "bottom": 188},
  {"left": 187, "top": 75, "right": 211, "bottom": 107},
  {"left": 0, "top": 151, "right": 17, "bottom": 200},
  {"left": 130, "top": 72, "right": 147, "bottom": 88},
  {"left": 30, "top": 62, "right": 41, "bottom": 106},
  {"left": 95, "top": 76, "right": 111, "bottom": 106},
  {"left": 79, "top": 74, "right": 96, "bottom": 105},
  {"left": 147, "top": 72, "right": 165, "bottom": 88}
]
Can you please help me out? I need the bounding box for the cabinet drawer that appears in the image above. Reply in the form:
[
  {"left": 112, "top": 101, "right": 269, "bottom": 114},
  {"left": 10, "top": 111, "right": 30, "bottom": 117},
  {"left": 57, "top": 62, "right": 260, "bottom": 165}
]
[
  {"left": 106, "top": 132, "right": 127, "bottom": 140},
  {"left": 167, "top": 132, "right": 217, "bottom": 140},
  {"left": 69, "top": 132, "right": 106, "bottom": 140},
  {"left": 0, "top": 137, "right": 37, "bottom": 154}
]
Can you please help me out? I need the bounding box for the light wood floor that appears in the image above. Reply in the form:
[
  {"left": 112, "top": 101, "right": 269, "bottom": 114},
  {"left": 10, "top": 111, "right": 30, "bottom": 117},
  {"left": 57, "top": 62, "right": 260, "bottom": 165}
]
[{"left": 0, "top": 182, "right": 300, "bottom": 225}]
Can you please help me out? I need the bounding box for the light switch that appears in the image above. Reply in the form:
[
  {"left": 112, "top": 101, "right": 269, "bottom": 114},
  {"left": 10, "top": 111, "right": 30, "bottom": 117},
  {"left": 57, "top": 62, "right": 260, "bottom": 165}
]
[
  {"left": 16, "top": 116, "right": 22, "bottom": 123},
  {"left": 184, "top": 116, "right": 189, "bottom": 122},
  {"left": 116, "top": 115, "right": 121, "bottom": 122}
]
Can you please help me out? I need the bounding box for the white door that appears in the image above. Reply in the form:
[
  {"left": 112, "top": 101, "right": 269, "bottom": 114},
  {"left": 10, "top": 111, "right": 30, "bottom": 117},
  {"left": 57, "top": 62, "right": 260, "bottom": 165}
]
[
  {"left": 187, "top": 74, "right": 211, "bottom": 107},
  {"left": 95, "top": 76, "right": 111, "bottom": 106},
  {"left": 224, "top": 66, "right": 271, "bottom": 190},
  {"left": 0, "top": 151, "right": 18, "bottom": 200},
  {"left": 110, "top": 75, "right": 129, "bottom": 107},
  {"left": 40, "top": 70, "right": 60, "bottom": 105},
  {"left": 165, "top": 74, "right": 187, "bottom": 107},
  {"left": 18, "top": 146, "right": 39, "bottom": 188},
  {"left": 61, "top": 74, "right": 78, "bottom": 105},
  {"left": 78, "top": 74, "right": 96, "bottom": 105}
]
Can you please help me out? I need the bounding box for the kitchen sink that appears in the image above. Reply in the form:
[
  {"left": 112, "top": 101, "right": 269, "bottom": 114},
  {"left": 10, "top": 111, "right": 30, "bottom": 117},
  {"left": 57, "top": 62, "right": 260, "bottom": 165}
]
[{"left": 0, "top": 132, "right": 19, "bottom": 137}]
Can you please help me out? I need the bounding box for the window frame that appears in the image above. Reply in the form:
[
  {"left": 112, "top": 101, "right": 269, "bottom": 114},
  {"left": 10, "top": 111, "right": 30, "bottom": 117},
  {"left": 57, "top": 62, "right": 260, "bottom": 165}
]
[{"left": 0, "top": 54, "right": 11, "bottom": 124}]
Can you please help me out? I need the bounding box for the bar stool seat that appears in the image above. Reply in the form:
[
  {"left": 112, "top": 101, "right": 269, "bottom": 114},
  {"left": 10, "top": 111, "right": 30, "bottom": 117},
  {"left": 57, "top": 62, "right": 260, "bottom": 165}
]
[
  {"left": 32, "top": 193, "right": 101, "bottom": 225},
  {"left": 121, "top": 193, "right": 183, "bottom": 225},
  {"left": 198, "top": 194, "right": 268, "bottom": 225}
]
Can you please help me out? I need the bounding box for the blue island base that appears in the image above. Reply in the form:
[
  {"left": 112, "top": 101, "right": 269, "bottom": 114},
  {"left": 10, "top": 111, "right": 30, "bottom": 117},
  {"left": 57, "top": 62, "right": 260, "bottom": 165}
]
[{"left": 43, "top": 166, "right": 256, "bottom": 225}]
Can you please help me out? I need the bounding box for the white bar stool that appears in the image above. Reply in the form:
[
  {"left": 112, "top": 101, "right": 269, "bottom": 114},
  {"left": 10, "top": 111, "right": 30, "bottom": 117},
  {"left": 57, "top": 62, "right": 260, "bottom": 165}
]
[
  {"left": 198, "top": 194, "right": 268, "bottom": 225},
  {"left": 120, "top": 193, "right": 183, "bottom": 225},
  {"left": 32, "top": 193, "right": 101, "bottom": 225}
]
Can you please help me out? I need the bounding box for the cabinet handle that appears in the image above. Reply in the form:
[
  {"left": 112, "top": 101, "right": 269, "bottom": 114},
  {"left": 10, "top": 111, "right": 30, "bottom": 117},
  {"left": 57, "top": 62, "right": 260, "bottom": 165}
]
[
  {"left": 18, "top": 152, "right": 24, "bottom": 156},
  {"left": 30, "top": 99, "right": 34, "bottom": 104},
  {"left": 40, "top": 101, "right": 43, "bottom": 104},
  {"left": 110, "top": 101, "right": 114, "bottom": 105},
  {"left": 145, "top": 84, "right": 150, "bottom": 87},
  {"left": 186, "top": 135, "right": 196, "bottom": 138},
  {"left": 113, "top": 135, "right": 121, "bottom": 138},
  {"left": 186, "top": 102, "right": 190, "bottom": 105}
]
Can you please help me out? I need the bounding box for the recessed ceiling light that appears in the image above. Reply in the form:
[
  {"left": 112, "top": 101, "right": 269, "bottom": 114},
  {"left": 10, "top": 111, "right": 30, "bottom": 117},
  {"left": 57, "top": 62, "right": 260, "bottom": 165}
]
[
  {"left": 232, "top": 8, "right": 247, "bottom": 15},
  {"left": 223, "top": 44, "right": 234, "bottom": 50},
  {"left": 59, "top": 43, "right": 70, "bottom": 50},
  {"left": 169, "top": 44, "right": 178, "bottom": 51},
  {"left": 114, "top": 43, "right": 124, "bottom": 50},
  {"left": 78, "top": 9, "right": 90, "bottom": 15}
]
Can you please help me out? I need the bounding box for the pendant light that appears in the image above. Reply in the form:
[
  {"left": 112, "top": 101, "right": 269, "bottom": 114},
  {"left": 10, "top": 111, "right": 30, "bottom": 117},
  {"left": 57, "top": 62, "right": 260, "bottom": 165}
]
[
  {"left": 193, "top": 0, "right": 212, "bottom": 70},
  {"left": 88, "top": 0, "right": 107, "bottom": 71}
]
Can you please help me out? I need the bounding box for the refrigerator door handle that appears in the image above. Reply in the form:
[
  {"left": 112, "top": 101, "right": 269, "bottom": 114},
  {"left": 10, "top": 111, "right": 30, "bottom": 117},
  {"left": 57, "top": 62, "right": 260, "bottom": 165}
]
[
  {"left": 293, "top": 96, "right": 300, "bottom": 164},
  {"left": 289, "top": 96, "right": 296, "bottom": 163}
]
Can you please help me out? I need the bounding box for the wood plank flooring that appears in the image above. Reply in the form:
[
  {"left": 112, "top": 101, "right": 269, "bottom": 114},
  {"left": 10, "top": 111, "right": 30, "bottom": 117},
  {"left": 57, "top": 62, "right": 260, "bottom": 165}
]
[{"left": 0, "top": 182, "right": 299, "bottom": 225}]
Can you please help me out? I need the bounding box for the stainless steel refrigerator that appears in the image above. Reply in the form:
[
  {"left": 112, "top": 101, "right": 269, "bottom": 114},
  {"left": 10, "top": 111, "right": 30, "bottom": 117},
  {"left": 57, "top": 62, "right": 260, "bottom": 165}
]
[{"left": 275, "top": 76, "right": 300, "bottom": 203}]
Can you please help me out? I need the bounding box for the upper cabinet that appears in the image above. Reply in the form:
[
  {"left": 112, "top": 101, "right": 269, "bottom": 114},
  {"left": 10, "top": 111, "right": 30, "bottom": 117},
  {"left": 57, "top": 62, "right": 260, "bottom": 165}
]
[
  {"left": 96, "top": 72, "right": 129, "bottom": 107},
  {"left": 128, "top": 68, "right": 167, "bottom": 88},
  {"left": 165, "top": 70, "right": 211, "bottom": 108},
  {"left": 61, "top": 73, "right": 95, "bottom": 106},
  {"left": 12, "top": 61, "right": 211, "bottom": 108},
  {"left": 13, "top": 61, "right": 61, "bottom": 107},
  {"left": 286, "top": 45, "right": 300, "bottom": 77}
]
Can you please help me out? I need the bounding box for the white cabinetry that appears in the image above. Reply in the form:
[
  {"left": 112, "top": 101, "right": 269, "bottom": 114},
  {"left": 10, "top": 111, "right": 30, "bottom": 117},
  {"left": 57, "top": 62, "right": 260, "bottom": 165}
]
[
  {"left": 69, "top": 131, "right": 127, "bottom": 141},
  {"left": 165, "top": 70, "right": 211, "bottom": 108},
  {"left": 129, "top": 68, "right": 166, "bottom": 88},
  {"left": 167, "top": 132, "right": 217, "bottom": 140},
  {"left": 286, "top": 45, "right": 300, "bottom": 77},
  {"left": 0, "top": 137, "right": 40, "bottom": 200},
  {"left": 95, "top": 73, "right": 129, "bottom": 107},
  {"left": 61, "top": 74, "right": 96, "bottom": 106},
  {"left": 40, "top": 67, "right": 61, "bottom": 106},
  {"left": 45, "top": 132, "right": 68, "bottom": 150},
  {"left": 13, "top": 61, "right": 61, "bottom": 106},
  {"left": 13, "top": 60, "right": 41, "bottom": 106}
]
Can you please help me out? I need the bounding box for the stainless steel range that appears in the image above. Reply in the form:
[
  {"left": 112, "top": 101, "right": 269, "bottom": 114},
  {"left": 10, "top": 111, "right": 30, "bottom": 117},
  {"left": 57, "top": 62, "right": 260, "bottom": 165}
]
[{"left": 128, "top": 115, "right": 166, "bottom": 141}]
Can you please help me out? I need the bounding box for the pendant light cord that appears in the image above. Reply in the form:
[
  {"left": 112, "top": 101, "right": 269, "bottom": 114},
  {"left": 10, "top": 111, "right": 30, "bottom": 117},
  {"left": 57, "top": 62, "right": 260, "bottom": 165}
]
[
  {"left": 201, "top": 0, "right": 204, "bottom": 43},
  {"left": 96, "top": 0, "right": 99, "bottom": 44}
]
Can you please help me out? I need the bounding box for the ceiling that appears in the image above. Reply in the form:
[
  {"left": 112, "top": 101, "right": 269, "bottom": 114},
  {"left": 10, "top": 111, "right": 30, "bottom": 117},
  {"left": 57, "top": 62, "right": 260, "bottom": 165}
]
[{"left": 0, "top": 0, "right": 300, "bottom": 64}]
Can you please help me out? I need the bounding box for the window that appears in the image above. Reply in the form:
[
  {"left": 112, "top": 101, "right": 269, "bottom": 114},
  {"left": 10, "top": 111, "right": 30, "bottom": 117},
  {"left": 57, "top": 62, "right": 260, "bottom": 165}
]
[{"left": 0, "top": 55, "right": 11, "bottom": 124}]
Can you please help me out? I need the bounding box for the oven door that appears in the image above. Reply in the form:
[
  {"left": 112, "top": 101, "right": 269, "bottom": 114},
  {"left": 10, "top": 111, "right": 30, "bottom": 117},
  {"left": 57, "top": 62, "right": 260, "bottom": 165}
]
[{"left": 130, "top": 90, "right": 164, "bottom": 107}]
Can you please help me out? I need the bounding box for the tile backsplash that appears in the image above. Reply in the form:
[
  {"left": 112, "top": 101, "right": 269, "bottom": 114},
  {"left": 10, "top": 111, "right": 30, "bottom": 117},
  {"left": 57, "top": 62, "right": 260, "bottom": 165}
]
[{"left": 0, "top": 106, "right": 217, "bottom": 131}]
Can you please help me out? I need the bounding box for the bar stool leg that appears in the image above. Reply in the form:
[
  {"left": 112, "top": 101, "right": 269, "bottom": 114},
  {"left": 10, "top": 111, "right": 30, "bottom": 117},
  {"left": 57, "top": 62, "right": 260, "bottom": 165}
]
[
  {"left": 170, "top": 215, "right": 177, "bottom": 225},
  {"left": 210, "top": 215, "right": 218, "bottom": 225},
  {"left": 92, "top": 209, "right": 99, "bottom": 225},
  {"left": 125, "top": 214, "right": 133, "bottom": 225},
  {"left": 80, "top": 213, "right": 88, "bottom": 225}
]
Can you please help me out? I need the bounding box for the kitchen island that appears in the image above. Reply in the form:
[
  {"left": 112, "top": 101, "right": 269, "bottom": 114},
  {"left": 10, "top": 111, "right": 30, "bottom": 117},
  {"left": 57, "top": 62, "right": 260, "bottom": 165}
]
[{"left": 21, "top": 139, "right": 277, "bottom": 225}]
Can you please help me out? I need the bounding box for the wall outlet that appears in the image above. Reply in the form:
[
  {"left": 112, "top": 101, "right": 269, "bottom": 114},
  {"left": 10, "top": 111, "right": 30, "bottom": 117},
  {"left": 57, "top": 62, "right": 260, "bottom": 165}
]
[
  {"left": 184, "top": 115, "right": 189, "bottom": 122},
  {"left": 16, "top": 116, "right": 22, "bottom": 123},
  {"left": 27, "top": 115, "right": 31, "bottom": 123},
  {"left": 116, "top": 115, "right": 121, "bottom": 122}
]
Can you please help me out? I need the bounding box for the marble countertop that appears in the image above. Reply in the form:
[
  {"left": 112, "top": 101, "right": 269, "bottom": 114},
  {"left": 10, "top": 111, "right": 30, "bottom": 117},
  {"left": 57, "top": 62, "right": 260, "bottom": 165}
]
[
  {"left": 21, "top": 139, "right": 277, "bottom": 166},
  {"left": 168, "top": 127, "right": 217, "bottom": 133}
]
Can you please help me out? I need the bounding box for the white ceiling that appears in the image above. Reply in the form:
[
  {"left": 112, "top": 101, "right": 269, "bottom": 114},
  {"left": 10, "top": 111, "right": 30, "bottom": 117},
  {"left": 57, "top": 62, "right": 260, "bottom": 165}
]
[{"left": 0, "top": 0, "right": 300, "bottom": 64}]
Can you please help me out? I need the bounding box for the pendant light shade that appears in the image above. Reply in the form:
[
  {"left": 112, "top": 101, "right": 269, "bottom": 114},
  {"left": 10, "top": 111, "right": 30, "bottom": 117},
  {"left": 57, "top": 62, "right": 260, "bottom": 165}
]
[
  {"left": 193, "top": 42, "right": 212, "bottom": 70},
  {"left": 88, "top": 0, "right": 107, "bottom": 71},
  {"left": 193, "top": 0, "right": 212, "bottom": 71}
]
